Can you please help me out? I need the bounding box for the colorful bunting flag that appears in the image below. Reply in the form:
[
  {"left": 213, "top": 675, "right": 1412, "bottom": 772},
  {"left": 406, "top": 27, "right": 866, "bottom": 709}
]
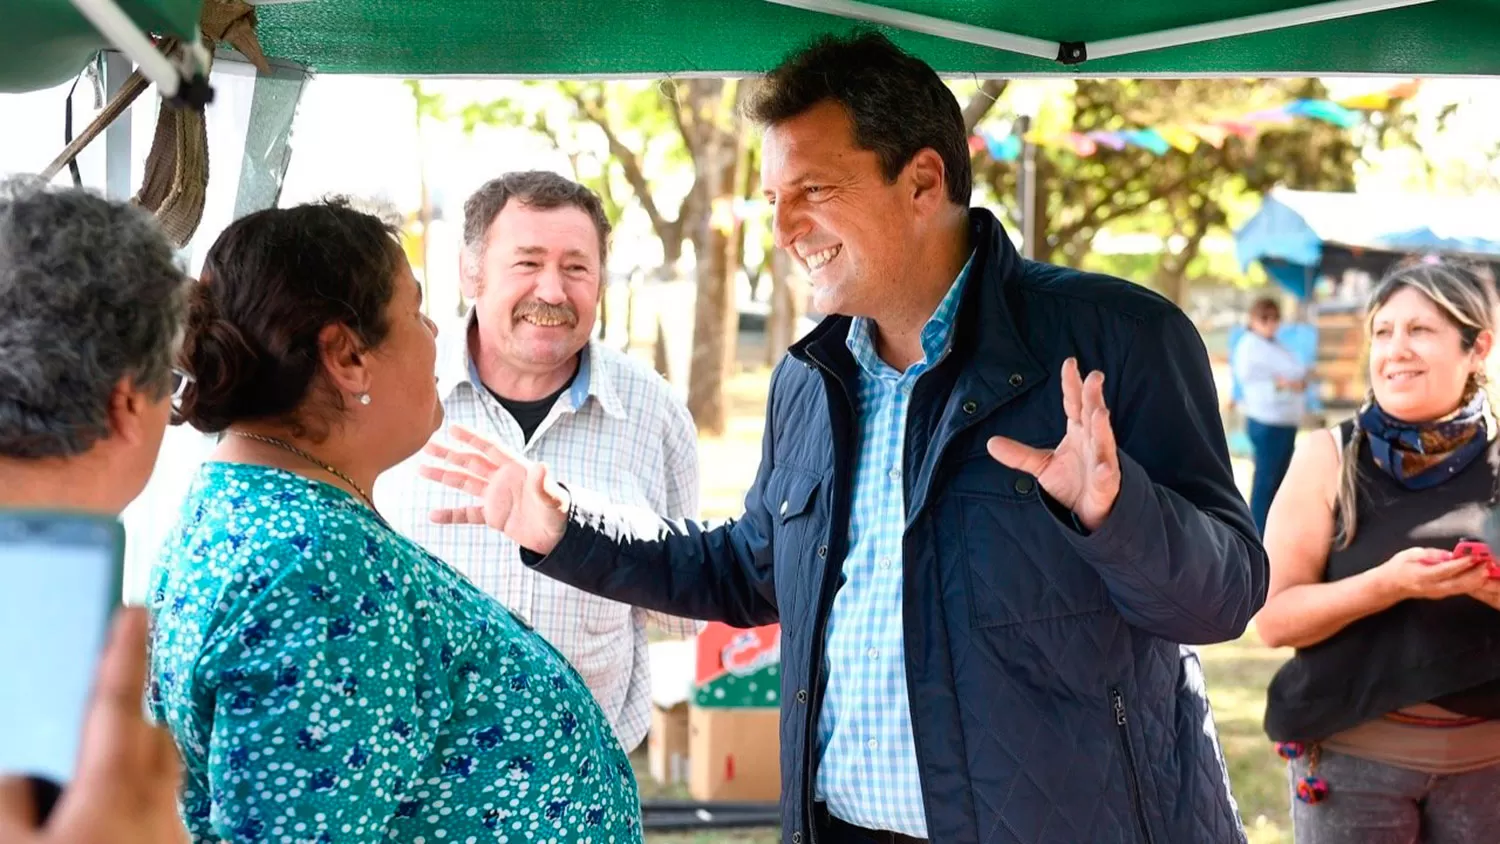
[
  {"left": 1121, "top": 129, "right": 1170, "bottom": 155},
  {"left": 1241, "top": 107, "right": 1295, "bottom": 125},
  {"left": 1156, "top": 125, "right": 1200, "bottom": 154},
  {"left": 1087, "top": 130, "right": 1127, "bottom": 151},
  {"left": 1065, "top": 132, "right": 1097, "bottom": 157},
  {"left": 983, "top": 132, "right": 1022, "bottom": 162},
  {"left": 1185, "top": 123, "right": 1229, "bottom": 149},
  {"left": 1285, "top": 98, "right": 1361, "bottom": 128},
  {"left": 966, "top": 79, "right": 1418, "bottom": 163}
]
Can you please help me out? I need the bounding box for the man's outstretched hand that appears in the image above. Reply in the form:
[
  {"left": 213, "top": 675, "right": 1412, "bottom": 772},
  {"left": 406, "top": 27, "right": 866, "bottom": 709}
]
[
  {"left": 419, "top": 424, "right": 570, "bottom": 556},
  {"left": 986, "top": 358, "right": 1121, "bottom": 532}
]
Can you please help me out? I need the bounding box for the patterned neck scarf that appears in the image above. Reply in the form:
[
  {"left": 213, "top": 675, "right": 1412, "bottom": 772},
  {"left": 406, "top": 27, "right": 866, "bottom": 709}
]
[{"left": 1358, "top": 389, "right": 1490, "bottom": 490}]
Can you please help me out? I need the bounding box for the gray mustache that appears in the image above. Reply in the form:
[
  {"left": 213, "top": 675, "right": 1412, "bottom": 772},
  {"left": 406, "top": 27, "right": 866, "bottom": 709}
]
[{"left": 513, "top": 300, "right": 577, "bottom": 326}]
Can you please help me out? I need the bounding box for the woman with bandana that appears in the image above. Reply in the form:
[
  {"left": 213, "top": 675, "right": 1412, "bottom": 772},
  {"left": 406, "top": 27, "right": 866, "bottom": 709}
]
[{"left": 1257, "top": 259, "right": 1500, "bottom": 843}]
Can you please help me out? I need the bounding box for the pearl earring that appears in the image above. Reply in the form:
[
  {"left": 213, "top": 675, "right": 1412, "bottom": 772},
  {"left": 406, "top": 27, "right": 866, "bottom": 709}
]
[{"left": 357, "top": 393, "right": 372, "bottom": 406}]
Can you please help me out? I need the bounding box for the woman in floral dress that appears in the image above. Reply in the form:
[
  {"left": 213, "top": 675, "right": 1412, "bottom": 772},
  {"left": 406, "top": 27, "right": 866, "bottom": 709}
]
[{"left": 148, "top": 200, "right": 641, "bottom": 843}]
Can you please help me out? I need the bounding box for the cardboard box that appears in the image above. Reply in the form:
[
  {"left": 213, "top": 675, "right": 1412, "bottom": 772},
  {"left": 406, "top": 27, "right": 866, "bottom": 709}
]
[
  {"left": 648, "top": 701, "right": 690, "bottom": 785},
  {"left": 688, "top": 704, "right": 781, "bottom": 801}
]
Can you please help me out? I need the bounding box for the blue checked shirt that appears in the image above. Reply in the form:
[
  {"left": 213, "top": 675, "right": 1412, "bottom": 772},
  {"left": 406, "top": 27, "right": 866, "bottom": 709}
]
[{"left": 814, "top": 254, "right": 974, "bottom": 836}]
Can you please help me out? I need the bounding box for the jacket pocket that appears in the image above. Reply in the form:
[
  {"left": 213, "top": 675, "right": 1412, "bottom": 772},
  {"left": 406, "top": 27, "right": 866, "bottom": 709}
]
[
  {"left": 773, "top": 469, "right": 821, "bottom": 525},
  {"left": 1111, "top": 687, "right": 1158, "bottom": 844},
  {"left": 765, "top": 467, "right": 826, "bottom": 630},
  {"left": 954, "top": 491, "right": 1111, "bottom": 628}
]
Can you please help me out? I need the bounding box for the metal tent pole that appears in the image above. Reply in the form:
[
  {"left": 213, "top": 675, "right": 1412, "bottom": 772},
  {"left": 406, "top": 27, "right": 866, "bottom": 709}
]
[
  {"left": 760, "top": 0, "right": 1437, "bottom": 65},
  {"left": 102, "top": 52, "right": 133, "bottom": 201},
  {"left": 68, "top": 0, "right": 213, "bottom": 108},
  {"left": 1085, "top": 0, "right": 1437, "bottom": 60},
  {"left": 761, "top": 0, "right": 1059, "bottom": 60},
  {"left": 1016, "top": 116, "right": 1037, "bottom": 260}
]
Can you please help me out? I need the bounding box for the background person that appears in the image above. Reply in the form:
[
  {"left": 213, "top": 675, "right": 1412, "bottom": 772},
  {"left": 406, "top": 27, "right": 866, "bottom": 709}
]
[{"left": 1257, "top": 260, "right": 1500, "bottom": 843}]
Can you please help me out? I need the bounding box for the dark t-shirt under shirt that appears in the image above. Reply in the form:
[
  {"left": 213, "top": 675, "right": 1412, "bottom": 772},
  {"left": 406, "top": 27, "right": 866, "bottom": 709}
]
[{"left": 488, "top": 368, "right": 578, "bottom": 441}]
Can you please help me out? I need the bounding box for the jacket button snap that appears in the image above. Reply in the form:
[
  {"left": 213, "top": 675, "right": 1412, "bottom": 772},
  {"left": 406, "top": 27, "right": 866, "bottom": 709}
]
[
  {"left": 796, "top": 689, "right": 809, "bottom": 703},
  {"left": 1008, "top": 373, "right": 1024, "bottom": 387},
  {"left": 961, "top": 399, "right": 978, "bottom": 414},
  {"left": 1015, "top": 476, "right": 1035, "bottom": 494},
  {"left": 817, "top": 545, "right": 828, "bottom": 558},
  {"left": 792, "top": 834, "right": 803, "bottom": 844}
]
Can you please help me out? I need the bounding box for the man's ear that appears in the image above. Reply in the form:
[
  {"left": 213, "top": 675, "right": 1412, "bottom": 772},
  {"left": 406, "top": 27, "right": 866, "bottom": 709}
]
[
  {"left": 106, "top": 378, "right": 152, "bottom": 446},
  {"left": 904, "top": 148, "right": 948, "bottom": 213},
  {"left": 108, "top": 376, "right": 170, "bottom": 449},
  {"left": 318, "top": 323, "right": 373, "bottom": 397},
  {"left": 460, "top": 247, "right": 482, "bottom": 300}
]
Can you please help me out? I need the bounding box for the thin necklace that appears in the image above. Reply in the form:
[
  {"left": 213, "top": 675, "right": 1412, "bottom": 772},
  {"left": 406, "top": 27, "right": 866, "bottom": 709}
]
[{"left": 230, "top": 431, "right": 377, "bottom": 511}]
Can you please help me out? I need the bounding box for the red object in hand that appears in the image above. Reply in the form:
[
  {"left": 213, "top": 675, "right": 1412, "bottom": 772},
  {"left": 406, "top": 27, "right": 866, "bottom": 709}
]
[{"left": 1453, "top": 540, "right": 1500, "bottom": 578}]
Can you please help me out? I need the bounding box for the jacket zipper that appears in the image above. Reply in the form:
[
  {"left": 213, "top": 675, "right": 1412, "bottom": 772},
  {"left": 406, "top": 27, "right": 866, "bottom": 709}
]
[{"left": 1112, "top": 688, "right": 1156, "bottom": 844}]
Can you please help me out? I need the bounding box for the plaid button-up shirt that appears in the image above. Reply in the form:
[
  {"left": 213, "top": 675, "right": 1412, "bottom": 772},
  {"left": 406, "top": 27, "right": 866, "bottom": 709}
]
[
  {"left": 814, "top": 254, "right": 973, "bottom": 837},
  {"left": 376, "top": 311, "right": 703, "bottom": 751}
]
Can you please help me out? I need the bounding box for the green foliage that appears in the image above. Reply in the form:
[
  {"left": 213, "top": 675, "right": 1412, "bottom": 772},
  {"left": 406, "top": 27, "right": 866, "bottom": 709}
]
[
  {"left": 974, "top": 78, "right": 1403, "bottom": 296},
  {"left": 404, "top": 79, "right": 447, "bottom": 124},
  {"left": 445, "top": 80, "right": 698, "bottom": 243}
]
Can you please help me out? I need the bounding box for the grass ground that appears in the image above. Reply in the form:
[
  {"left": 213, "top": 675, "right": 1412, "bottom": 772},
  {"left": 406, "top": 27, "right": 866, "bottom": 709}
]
[{"left": 641, "top": 367, "right": 1294, "bottom": 844}]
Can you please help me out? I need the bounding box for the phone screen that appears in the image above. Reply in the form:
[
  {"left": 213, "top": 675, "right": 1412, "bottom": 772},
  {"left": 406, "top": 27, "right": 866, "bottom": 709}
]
[{"left": 0, "top": 512, "right": 123, "bottom": 783}]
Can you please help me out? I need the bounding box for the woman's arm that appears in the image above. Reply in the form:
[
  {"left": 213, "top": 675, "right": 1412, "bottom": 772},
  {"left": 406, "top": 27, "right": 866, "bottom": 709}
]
[{"left": 1253, "top": 430, "right": 1405, "bottom": 648}]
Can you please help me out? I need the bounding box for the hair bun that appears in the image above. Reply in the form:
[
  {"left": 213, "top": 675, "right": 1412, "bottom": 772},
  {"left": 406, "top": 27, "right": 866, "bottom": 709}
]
[{"left": 175, "top": 281, "right": 258, "bottom": 433}]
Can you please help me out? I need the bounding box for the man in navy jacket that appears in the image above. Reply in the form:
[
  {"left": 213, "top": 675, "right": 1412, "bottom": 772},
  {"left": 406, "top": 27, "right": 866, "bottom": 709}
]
[{"left": 423, "top": 30, "right": 1267, "bottom": 844}]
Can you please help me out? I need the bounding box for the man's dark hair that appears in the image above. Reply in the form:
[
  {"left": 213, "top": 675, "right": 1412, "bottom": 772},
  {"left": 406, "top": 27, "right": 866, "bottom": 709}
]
[
  {"left": 463, "top": 170, "right": 612, "bottom": 266},
  {"left": 744, "top": 30, "right": 972, "bottom": 206}
]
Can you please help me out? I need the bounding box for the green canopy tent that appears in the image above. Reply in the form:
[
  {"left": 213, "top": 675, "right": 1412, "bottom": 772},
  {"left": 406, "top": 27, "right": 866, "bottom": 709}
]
[
  {"left": 249, "top": 0, "right": 1500, "bottom": 78},
  {"left": 11, "top": 0, "right": 1500, "bottom": 94},
  {"left": 7, "top": 0, "right": 203, "bottom": 95},
  {"left": 9, "top": 0, "right": 1500, "bottom": 260}
]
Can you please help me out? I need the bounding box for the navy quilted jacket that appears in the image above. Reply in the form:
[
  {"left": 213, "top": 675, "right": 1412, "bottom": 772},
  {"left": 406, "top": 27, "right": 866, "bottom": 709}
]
[{"left": 529, "top": 209, "right": 1267, "bottom": 843}]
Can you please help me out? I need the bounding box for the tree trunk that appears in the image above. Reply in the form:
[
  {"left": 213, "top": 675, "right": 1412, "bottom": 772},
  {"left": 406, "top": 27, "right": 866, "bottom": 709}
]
[
  {"left": 1157, "top": 267, "right": 1190, "bottom": 307},
  {"left": 653, "top": 316, "right": 672, "bottom": 381},
  {"left": 685, "top": 82, "right": 743, "bottom": 436},
  {"left": 765, "top": 248, "right": 800, "bottom": 366},
  {"left": 1029, "top": 154, "right": 1056, "bottom": 263}
]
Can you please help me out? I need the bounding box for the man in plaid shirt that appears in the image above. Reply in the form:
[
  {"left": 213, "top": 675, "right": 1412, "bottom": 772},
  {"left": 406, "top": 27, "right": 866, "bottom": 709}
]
[{"left": 377, "top": 171, "right": 703, "bottom": 752}]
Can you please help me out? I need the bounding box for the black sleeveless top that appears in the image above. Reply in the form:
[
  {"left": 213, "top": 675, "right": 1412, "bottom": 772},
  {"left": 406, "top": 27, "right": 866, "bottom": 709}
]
[{"left": 1263, "top": 420, "right": 1500, "bottom": 743}]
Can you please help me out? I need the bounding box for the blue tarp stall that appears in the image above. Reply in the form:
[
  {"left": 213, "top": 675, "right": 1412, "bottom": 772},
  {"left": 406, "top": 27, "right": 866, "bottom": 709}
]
[{"left": 1234, "top": 188, "right": 1500, "bottom": 299}]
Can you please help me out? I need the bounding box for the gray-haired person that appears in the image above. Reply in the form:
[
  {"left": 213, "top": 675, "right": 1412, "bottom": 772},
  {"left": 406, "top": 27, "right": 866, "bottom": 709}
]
[{"left": 0, "top": 177, "right": 190, "bottom": 843}]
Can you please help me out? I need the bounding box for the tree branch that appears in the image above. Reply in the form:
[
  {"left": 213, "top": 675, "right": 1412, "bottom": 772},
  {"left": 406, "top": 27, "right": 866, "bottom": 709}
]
[
  {"left": 962, "top": 79, "right": 1008, "bottom": 133},
  {"left": 570, "top": 85, "right": 675, "bottom": 246},
  {"left": 1052, "top": 159, "right": 1192, "bottom": 248}
]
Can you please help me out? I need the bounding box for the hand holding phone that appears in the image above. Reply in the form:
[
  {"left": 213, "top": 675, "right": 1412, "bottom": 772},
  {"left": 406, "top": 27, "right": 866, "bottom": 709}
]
[
  {"left": 1453, "top": 539, "right": 1500, "bottom": 579},
  {"left": 0, "top": 512, "right": 124, "bottom": 790},
  {"left": 0, "top": 608, "right": 187, "bottom": 844}
]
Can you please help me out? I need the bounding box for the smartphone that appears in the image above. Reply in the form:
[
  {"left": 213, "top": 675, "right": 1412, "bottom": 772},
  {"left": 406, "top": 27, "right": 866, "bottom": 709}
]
[
  {"left": 0, "top": 511, "right": 124, "bottom": 786},
  {"left": 1452, "top": 539, "right": 1500, "bottom": 579}
]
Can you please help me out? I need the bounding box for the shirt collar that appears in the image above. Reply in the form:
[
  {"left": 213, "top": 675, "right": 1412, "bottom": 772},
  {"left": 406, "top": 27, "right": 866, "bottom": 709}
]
[
  {"left": 442, "top": 307, "right": 627, "bottom": 420},
  {"left": 846, "top": 249, "right": 976, "bottom": 378}
]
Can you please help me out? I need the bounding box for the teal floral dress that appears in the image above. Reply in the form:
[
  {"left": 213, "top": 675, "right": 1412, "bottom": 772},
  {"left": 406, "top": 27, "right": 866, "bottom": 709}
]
[{"left": 147, "top": 462, "right": 642, "bottom": 843}]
